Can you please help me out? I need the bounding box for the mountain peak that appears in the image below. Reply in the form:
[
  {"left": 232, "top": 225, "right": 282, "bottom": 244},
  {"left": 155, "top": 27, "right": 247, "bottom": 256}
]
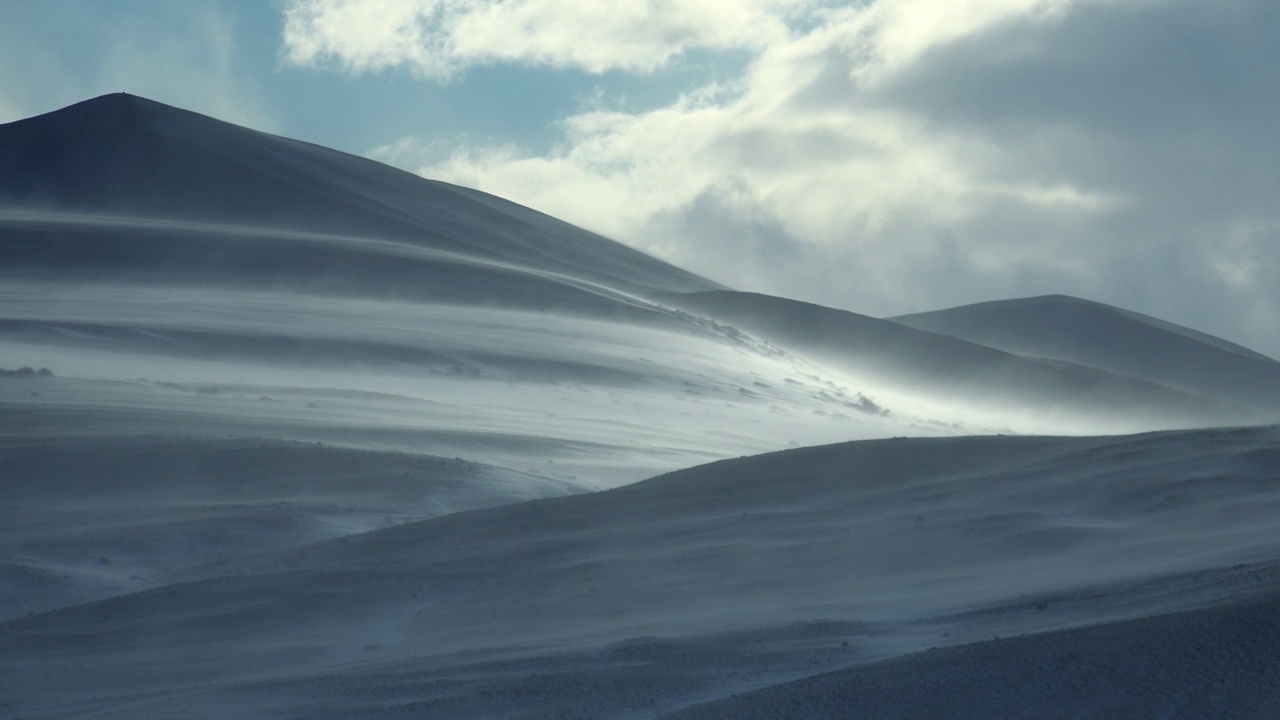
[
  {"left": 6, "top": 92, "right": 206, "bottom": 135},
  {"left": 0, "top": 93, "right": 721, "bottom": 297},
  {"left": 75, "top": 92, "right": 172, "bottom": 117},
  {"left": 65, "top": 91, "right": 159, "bottom": 111},
  {"left": 0, "top": 93, "right": 252, "bottom": 214}
]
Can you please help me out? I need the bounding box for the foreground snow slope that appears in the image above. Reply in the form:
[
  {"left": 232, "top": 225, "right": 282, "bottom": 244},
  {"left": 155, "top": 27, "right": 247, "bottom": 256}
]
[
  {"left": 0, "top": 428, "right": 579, "bottom": 620},
  {"left": 2, "top": 426, "right": 1277, "bottom": 718},
  {"left": 668, "top": 590, "right": 1280, "bottom": 719}
]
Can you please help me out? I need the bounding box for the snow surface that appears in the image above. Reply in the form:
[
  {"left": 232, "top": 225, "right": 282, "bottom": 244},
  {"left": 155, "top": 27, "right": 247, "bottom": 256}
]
[
  {"left": 2, "top": 95, "right": 1278, "bottom": 718},
  {"left": 3, "top": 428, "right": 1278, "bottom": 718}
]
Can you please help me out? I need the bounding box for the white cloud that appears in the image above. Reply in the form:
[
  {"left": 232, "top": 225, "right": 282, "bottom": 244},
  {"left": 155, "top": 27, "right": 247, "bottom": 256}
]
[
  {"left": 280, "top": 0, "right": 806, "bottom": 78},
  {"left": 407, "top": 1, "right": 1121, "bottom": 290}
]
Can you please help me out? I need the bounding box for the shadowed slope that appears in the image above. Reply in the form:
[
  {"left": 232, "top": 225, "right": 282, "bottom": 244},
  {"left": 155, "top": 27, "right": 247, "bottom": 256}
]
[
  {"left": 0, "top": 93, "right": 718, "bottom": 303},
  {"left": 666, "top": 591, "right": 1280, "bottom": 720},
  {"left": 891, "top": 294, "right": 1280, "bottom": 412},
  {"left": 0, "top": 434, "right": 579, "bottom": 620},
  {"left": 665, "top": 290, "right": 1270, "bottom": 428}
]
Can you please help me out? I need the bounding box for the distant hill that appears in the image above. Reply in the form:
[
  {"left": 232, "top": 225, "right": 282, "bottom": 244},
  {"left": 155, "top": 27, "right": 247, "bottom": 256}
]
[
  {"left": 890, "top": 295, "right": 1280, "bottom": 412},
  {"left": 664, "top": 290, "right": 1271, "bottom": 428}
]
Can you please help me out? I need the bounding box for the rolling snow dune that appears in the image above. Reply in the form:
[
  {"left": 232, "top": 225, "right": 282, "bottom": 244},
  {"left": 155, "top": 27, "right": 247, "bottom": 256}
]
[
  {"left": 2, "top": 427, "right": 1278, "bottom": 718},
  {"left": 0, "top": 433, "right": 577, "bottom": 621},
  {"left": 891, "top": 294, "right": 1280, "bottom": 412}
]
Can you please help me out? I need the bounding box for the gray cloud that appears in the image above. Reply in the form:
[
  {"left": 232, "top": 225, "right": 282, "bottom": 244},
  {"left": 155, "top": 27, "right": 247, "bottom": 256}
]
[
  {"left": 859, "top": 0, "right": 1280, "bottom": 346},
  {"left": 364, "top": 0, "right": 1280, "bottom": 355}
]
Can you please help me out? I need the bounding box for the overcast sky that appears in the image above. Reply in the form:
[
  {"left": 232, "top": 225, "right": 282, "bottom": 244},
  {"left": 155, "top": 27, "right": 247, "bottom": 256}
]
[{"left": 2, "top": 0, "right": 1278, "bottom": 356}]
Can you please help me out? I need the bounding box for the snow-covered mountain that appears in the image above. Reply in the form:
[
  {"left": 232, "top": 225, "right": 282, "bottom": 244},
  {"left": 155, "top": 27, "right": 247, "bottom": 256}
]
[
  {"left": 668, "top": 290, "right": 1272, "bottom": 429},
  {"left": 2, "top": 95, "right": 1277, "bottom": 719}
]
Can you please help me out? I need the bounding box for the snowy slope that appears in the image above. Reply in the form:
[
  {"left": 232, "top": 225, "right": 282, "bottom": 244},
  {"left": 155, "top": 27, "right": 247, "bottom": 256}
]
[
  {"left": 0, "top": 431, "right": 580, "bottom": 620},
  {"left": 2, "top": 427, "right": 1278, "bottom": 718}
]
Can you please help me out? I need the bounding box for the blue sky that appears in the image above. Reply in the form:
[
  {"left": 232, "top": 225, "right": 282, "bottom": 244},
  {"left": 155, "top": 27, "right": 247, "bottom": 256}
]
[
  {"left": 2, "top": 0, "right": 1279, "bottom": 356},
  {"left": 0, "top": 0, "right": 654, "bottom": 152}
]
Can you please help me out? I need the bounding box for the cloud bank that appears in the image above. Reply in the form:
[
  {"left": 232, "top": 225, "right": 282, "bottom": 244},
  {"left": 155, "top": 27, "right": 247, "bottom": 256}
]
[{"left": 285, "top": 0, "right": 1280, "bottom": 357}]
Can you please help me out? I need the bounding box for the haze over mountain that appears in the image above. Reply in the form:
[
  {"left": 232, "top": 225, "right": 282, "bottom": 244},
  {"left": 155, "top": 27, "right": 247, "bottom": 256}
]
[{"left": 2, "top": 95, "right": 1278, "bottom": 718}]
